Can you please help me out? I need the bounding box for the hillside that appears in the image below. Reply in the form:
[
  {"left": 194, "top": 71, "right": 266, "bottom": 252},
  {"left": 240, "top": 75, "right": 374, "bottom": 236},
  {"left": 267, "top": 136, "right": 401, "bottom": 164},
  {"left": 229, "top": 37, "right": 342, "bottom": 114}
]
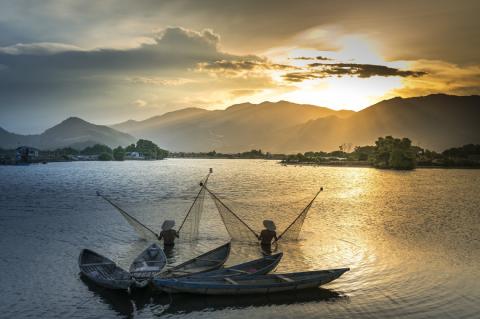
[
  {"left": 111, "top": 101, "right": 355, "bottom": 152},
  {"left": 0, "top": 117, "right": 136, "bottom": 150},
  {"left": 111, "top": 95, "right": 480, "bottom": 152},
  {"left": 279, "top": 94, "right": 480, "bottom": 152},
  {"left": 2, "top": 95, "right": 478, "bottom": 152}
]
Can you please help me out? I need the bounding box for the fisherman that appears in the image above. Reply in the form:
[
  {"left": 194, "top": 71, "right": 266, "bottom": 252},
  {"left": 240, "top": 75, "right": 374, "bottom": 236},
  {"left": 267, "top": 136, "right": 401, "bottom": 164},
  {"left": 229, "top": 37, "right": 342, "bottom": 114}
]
[
  {"left": 258, "top": 220, "right": 278, "bottom": 254},
  {"left": 158, "top": 220, "right": 179, "bottom": 248}
]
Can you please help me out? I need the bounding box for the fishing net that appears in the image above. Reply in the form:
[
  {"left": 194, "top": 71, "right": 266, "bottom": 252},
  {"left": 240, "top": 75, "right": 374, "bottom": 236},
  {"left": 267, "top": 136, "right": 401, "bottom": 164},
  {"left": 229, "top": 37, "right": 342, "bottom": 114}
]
[
  {"left": 206, "top": 188, "right": 259, "bottom": 243},
  {"left": 99, "top": 195, "right": 158, "bottom": 241},
  {"left": 277, "top": 189, "right": 322, "bottom": 241},
  {"left": 177, "top": 183, "right": 206, "bottom": 241}
]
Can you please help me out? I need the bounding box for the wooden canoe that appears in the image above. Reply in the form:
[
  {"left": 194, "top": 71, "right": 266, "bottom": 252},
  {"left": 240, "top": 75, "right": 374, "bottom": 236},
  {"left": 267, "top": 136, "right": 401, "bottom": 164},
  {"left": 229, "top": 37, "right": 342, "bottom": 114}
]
[
  {"left": 129, "top": 243, "right": 167, "bottom": 281},
  {"left": 157, "top": 242, "right": 231, "bottom": 278},
  {"left": 187, "top": 252, "right": 283, "bottom": 278},
  {"left": 78, "top": 249, "right": 132, "bottom": 290},
  {"left": 153, "top": 268, "right": 349, "bottom": 295}
]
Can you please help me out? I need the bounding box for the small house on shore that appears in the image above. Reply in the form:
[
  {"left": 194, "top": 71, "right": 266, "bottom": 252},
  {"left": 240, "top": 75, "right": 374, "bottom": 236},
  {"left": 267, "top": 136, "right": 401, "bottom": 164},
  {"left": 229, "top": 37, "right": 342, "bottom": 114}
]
[
  {"left": 125, "top": 151, "right": 145, "bottom": 160},
  {"left": 15, "top": 146, "right": 39, "bottom": 162}
]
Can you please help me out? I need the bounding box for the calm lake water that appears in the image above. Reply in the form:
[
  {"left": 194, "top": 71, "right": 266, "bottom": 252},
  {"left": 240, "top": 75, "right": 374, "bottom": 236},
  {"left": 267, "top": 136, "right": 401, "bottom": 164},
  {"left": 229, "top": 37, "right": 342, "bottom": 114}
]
[{"left": 0, "top": 159, "right": 479, "bottom": 318}]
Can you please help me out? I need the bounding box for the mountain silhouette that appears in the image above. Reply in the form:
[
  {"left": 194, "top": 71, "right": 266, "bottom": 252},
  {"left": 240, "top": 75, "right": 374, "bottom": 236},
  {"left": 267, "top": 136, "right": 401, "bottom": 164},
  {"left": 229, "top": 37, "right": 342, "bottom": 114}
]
[
  {"left": 112, "top": 95, "right": 480, "bottom": 152},
  {"left": 1, "top": 95, "right": 478, "bottom": 152},
  {"left": 111, "top": 101, "right": 354, "bottom": 152},
  {"left": 0, "top": 117, "right": 135, "bottom": 150}
]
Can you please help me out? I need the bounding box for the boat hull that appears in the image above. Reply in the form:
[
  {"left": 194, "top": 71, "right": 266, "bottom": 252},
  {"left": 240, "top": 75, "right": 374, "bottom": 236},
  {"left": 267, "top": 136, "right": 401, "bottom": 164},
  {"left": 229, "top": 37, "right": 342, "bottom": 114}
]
[
  {"left": 157, "top": 242, "right": 231, "bottom": 278},
  {"left": 129, "top": 243, "right": 167, "bottom": 281},
  {"left": 188, "top": 252, "right": 283, "bottom": 279},
  {"left": 81, "top": 273, "right": 132, "bottom": 290},
  {"left": 153, "top": 268, "right": 349, "bottom": 295},
  {"left": 78, "top": 249, "right": 133, "bottom": 290}
]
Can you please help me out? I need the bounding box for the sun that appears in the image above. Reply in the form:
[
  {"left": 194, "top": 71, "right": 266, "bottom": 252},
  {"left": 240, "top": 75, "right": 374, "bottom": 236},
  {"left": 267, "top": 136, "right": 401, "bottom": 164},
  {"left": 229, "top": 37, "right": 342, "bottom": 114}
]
[
  {"left": 279, "top": 76, "right": 404, "bottom": 110},
  {"left": 261, "top": 35, "right": 408, "bottom": 110}
]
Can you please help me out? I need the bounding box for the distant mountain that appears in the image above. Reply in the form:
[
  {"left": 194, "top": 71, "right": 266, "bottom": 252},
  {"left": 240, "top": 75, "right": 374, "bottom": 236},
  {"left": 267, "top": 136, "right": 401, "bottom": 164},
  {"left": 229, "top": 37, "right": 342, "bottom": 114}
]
[
  {"left": 0, "top": 117, "right": 136, "bottom": 150},
  {"left": 111, "top": 101, "right": 355, "bottom": 152},
  {"left": 111, "top": 95, "right": 480, "bottom": 152},
  {"left": 2, "top": 95, "right": 478, "bottom": 152},
  {"left": 278, "top": 94, "right": 480, "bottom": 152}
]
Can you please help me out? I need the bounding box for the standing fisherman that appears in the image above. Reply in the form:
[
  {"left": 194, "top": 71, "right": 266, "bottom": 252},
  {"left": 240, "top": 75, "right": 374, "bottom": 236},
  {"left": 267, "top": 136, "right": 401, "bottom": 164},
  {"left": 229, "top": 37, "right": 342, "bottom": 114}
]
[
  {"left": 158, "top": 220, "right": 179, "bottom": 248},
  {"left": 258, "top": 220, "right": 278, "bottom": 254}
]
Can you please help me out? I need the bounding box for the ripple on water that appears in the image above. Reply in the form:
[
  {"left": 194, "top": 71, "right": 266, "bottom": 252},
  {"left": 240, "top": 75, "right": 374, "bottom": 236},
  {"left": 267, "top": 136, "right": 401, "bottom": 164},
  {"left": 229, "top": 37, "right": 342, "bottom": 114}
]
[{"left": 0, "top": 160, "right": 479, "bottom": 319}]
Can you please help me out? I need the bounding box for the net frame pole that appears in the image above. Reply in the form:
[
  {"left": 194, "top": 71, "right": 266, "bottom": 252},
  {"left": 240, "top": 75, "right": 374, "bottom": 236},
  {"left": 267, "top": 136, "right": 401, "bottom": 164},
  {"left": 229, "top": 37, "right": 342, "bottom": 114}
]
[
  {"left": 203, "top": 185, "right": 259, "bottom": 239},
  {"left": 276, "top": 187, "right": 323, "bottom": 242},
  {"left": 178, "top": 172, "right": 211, "bottom": 233}
]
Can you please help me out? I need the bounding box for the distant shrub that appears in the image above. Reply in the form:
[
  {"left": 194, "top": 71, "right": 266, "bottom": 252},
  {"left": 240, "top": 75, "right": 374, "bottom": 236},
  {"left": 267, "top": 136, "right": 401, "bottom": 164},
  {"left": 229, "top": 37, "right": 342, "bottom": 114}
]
[{"left": 98, "top": 152, "right": 112, "bottom": 161}]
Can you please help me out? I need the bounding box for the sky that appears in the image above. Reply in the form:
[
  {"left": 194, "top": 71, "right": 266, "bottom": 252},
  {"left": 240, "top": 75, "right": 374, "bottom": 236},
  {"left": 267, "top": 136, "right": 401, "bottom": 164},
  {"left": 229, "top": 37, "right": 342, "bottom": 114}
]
[{"left": 0, "top": 0, "right": 479, "bottom": 133}]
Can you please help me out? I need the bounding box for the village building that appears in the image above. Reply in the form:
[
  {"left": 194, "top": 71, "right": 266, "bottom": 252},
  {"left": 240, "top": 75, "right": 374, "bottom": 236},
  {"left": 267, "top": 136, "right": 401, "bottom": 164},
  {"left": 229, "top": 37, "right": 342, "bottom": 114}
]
[
  {"left": 125, "top": 151, "right": 145, "bottom": 160},
  {"left": 15, "top": 146, "right": 40, "bottom": 162}
]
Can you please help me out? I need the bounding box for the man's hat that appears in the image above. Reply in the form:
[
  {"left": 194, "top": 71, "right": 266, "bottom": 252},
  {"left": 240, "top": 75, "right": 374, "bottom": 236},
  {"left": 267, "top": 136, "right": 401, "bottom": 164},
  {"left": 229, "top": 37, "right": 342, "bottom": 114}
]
[
  {"left": 161, "top": 220, "right": 175, "bottom": 230},
  {"left": 263, "top": 220, "right": 276, "bottom": 231}
]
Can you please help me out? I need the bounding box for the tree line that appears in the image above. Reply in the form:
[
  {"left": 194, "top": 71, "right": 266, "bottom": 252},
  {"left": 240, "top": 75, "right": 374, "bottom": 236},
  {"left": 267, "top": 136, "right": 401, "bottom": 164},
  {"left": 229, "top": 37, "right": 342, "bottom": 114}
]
[
  {"left": 282, "top": 136, "right": 480, "bottom": 170},
  {"left": 0, "top": 139, "right": 169, "bottom": 162}
]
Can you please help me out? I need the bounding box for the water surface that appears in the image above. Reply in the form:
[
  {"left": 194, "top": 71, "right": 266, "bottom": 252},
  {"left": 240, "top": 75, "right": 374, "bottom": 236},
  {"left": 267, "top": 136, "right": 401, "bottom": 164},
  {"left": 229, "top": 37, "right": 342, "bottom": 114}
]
[{"left": 0, "top": 160, "right": 479, "bottom": 318}]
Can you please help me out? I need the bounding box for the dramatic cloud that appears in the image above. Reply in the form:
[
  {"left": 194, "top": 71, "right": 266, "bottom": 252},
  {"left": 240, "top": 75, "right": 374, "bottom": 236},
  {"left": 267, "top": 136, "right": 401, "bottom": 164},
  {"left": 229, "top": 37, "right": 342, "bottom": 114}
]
[
  {"left": 388, "top": 60, "right": 480, "bottom": 97},
  {"left": 0, "top": 27, "right": 261, "bottom": 132},
  {"left": 293, "top": 56, "right": 332, "bottom": 61},
  {"left": 1, "top": 1, "right": 477, "bottom": 64},
  {"left": 0, "top": 1, "right": 478, "bottom": 132},
  {"left": 0, "top": 42, "right": 82, "bottom": 55},
  {"left": 196, "top": 59, "right": 295, "bottom": 77},
  {"left": 283, "top": 63, "right": 426, "bottom": 82}
]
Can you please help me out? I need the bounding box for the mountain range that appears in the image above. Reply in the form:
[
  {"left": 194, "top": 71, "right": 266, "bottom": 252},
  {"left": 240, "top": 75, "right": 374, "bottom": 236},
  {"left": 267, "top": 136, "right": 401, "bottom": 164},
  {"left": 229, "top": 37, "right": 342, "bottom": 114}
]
[
  {"left": 0, "top": 94, "right": 479, "bottom": 152},
  {"left": 0, "top": 117, "right": 135, "bottom": 150},
  {"left": 112, "top": 94, "right": 480, "bottom": 152}
]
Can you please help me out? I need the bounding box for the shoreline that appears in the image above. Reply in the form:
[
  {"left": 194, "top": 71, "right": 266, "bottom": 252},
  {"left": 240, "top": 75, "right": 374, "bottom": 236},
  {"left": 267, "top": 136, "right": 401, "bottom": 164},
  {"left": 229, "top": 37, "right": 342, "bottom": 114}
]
[
  {"left": 2, "top": 157, "right": 479, "bottom": 169},
  {"left": 279, "top": 161, "right": 480, "bottom": 169}
]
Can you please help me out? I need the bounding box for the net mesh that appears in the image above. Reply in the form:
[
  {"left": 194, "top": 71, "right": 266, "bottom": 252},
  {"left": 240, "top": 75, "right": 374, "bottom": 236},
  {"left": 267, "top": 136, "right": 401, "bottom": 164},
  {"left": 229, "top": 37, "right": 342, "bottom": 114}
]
[
  {"left": 207, "top": 188, "right": 259, "bottom": 243},
  {"left": 277, "top": 202, "right": 313, "bottom": 241},
  {"left": 100, "top": 195, "right": 158, "bottom": 241},
  {"left": 277, "top": 189, "right": 322, "bottom": 241},
  {"left": 177, "top": 184, "right": 206, "bottom": 241}
]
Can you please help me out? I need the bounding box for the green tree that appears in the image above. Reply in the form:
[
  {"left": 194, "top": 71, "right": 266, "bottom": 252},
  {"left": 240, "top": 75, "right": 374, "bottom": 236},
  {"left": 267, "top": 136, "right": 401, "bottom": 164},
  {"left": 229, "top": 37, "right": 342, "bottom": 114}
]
[
  {"left": 113, "top": 146, "right": 125, "bottom": 161},
  {"left": 373, "top": 136, "right": 416, "bottom": 170},
  {"left": 134, "top": 139, "right": 168, "bottom": 159},
  {"left": 98, "top": 152, "right": 112, "bottom": 161},
  {"left": 125, "top": 144, "right": 136, "bottom": 153},
  {"left": 352, "top": 145, "right": 375, "bottom": 161},
  {"left": 55, "top": 147, "right": 79, "bottom": 156},
  {"left": 82, "top": 144, "right": 112, "bottom": 155}
]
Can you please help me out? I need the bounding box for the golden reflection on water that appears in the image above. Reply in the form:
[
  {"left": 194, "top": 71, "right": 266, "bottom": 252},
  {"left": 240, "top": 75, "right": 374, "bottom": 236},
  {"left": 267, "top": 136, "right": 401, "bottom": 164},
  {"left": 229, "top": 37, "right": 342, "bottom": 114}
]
[
  {"left": 2, "top": 160, "right": 479, "bottom": 318},
  {"left": 84, "top": 160, "right": 480, "bottom": 317}
]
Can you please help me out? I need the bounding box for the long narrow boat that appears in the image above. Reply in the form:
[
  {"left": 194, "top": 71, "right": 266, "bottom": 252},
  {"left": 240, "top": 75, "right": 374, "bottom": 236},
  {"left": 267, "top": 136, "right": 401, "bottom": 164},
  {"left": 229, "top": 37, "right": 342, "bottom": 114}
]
[
  {"left": 153, "top": 268, "right": 349, "bottom": 295},
  {"left": 157, "top": 242, "right": 231, "bottom": 278},
  {"left": 78, "top": 249, "right": 132, "bottom": 290},
  {"left": 129, "top": 243, "right": 167, "bottom": 282},
  {"left": 187, "top": 252, "right": 283, "bottom": 279}
]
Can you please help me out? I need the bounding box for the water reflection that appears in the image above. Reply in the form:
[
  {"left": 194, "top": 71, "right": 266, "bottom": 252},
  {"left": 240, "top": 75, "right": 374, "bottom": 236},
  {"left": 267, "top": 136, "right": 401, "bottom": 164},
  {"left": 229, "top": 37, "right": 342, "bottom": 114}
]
[
  {"left": 158, "top": 288, "right": 346, "bottom": 316},
  {"left": 84, "top": 280, "right": 347, "bottom": 318},
  {"left": 80, "top": 276, "right": 136, "bottom": 317},
  {"left": 0, "top": 160, "right": 479, "bottom": 318}
]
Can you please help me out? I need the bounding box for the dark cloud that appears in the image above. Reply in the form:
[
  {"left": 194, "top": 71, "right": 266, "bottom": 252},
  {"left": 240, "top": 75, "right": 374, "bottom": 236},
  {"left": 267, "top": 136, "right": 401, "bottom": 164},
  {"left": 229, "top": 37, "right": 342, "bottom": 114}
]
[
  {"left": 196, "top": 59, "right": 294, "bottom": 74},
  {"left": 293, "top": 56, "right": 332, "bottom": 61},
  {"left": 283, "top": 63, "right": 426, "bottom": 82},
  {"left": 316, "top": 56, "right": 332, "bottom": 61},
  {"left": 0, "top": 27, "right": 251, "bottom": 132},
  {"left": 1, "top": 1, "right": 477, "bottom": 63}
]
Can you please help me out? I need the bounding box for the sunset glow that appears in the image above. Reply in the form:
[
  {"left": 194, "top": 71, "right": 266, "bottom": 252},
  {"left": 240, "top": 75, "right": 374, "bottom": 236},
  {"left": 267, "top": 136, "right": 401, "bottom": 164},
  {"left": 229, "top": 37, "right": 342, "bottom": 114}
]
[{"left": 0, "top": 1, "right": 478, "bottom": 133}]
